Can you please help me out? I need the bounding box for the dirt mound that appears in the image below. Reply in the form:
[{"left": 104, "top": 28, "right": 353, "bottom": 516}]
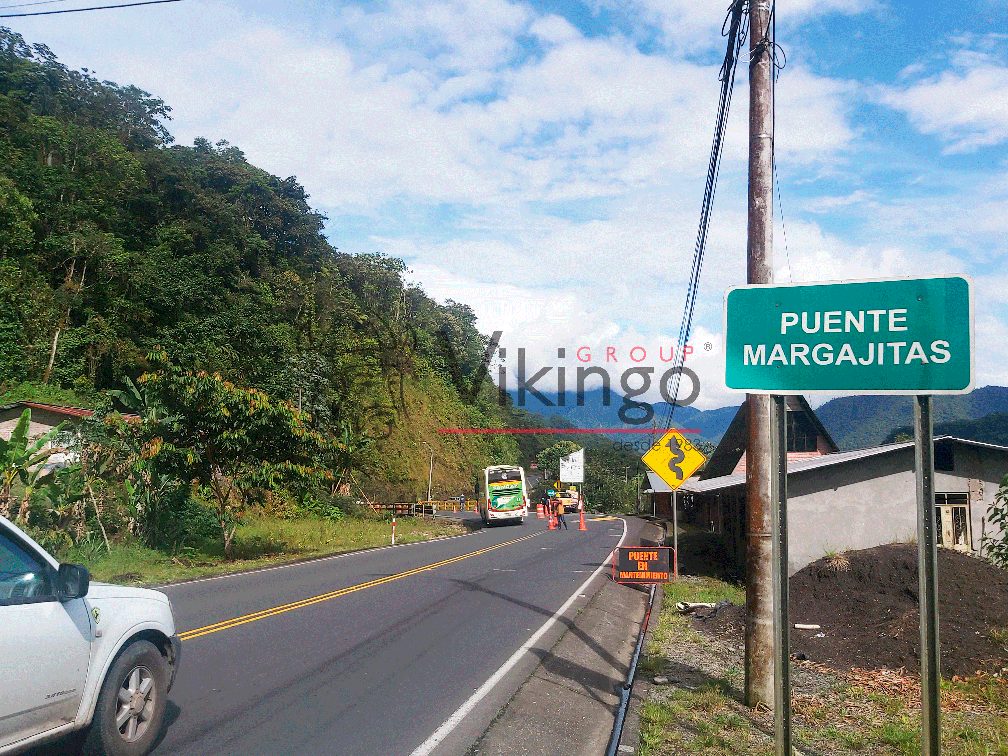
[{"left": 698, "top": 543, "right": 1008, "bottom": 676}]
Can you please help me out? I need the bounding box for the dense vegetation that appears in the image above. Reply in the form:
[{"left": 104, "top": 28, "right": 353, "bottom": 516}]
[
  {"left": 816, "top": 386, "right": 1008, "bottom": 450},
  {"left": 0, "top": 30, "right": 643, "bottom": 568},
  {"left": 883, "top": 411, "right": 1008, "bottom": 447}
]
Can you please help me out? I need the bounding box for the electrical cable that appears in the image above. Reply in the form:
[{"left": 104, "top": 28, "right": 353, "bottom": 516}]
[
  {"left": 769, "top": 5, "right": 792, "bottom": 283},
  {"left": 0, "top": 0, "right": 180, "bottom": 17},
  {"left": 775, "top": 165, "right": 793, "bottom": 284},
  {"left": 658, "top": 0, "right": 749, "bottom": 436},
  {"left": 0, "top": 0, "right": 73, "bottom": 10}
]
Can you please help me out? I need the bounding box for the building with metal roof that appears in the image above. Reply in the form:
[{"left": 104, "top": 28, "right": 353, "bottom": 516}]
[{"left": 641, "top": 398, "right": 1008, "bottom": 575}]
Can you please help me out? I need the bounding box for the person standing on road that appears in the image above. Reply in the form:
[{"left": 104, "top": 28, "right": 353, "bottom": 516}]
[{"left": 555, "top": 496, "right": 568, "bottom": 530}]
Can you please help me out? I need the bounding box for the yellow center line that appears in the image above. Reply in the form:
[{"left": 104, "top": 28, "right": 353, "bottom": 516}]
[{"left": 178, "top": 532, "right": 541, "bottom": 641}]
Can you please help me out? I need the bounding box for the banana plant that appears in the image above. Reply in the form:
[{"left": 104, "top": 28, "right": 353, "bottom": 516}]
[
  {"left": 15, "top": 461, "right": 55, "bottom": 524},
  {"left": 110, "top": 376, "right": 178, "bottom": 425},
  {"left": 0, "top": 409, "right": 65, "bottom": 521}
]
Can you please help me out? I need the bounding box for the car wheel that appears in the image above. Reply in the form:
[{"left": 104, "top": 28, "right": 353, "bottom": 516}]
[{"left": 83, "top": 640, "right": 168, "bottom": 756}]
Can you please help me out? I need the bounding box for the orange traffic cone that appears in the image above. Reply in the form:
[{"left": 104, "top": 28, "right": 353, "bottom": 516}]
[
  {"left": 548, "top": 509, "right": 556, "bottom": 530},
  {"left": 579, "top": 509, "right": 587, "bottom": 531}
]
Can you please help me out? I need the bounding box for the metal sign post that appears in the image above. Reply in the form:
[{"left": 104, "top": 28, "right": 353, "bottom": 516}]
[
  {"left": 672, "top": 489, "right": 679, "bottom": 579},
  {"left": 915, "top": 395, "right": 941, "bottom": 755},
  {"left": 769, "top": 395, "right": 791, "bottom": 754}
]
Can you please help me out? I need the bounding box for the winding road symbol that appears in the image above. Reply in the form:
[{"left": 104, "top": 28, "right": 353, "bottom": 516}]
[
  {"left": 641, "top": 428, "right": 706, "bottom": 491},
  {"left": 665, "top": 436, "right": 685, "bottom": 480}
]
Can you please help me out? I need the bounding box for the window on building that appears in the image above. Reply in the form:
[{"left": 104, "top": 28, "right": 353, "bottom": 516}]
[
  {"left": 934, "top": 443, "right": 954, "bottom": 471},
  {"left": 934, "top": 492, "right": 971, "bottom": 551},
  {"left": 786, "top": 411, "right": 818, "bottom": 453}
]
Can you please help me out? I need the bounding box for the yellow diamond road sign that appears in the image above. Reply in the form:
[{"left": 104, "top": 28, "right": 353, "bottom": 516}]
[{"left": 642, "top": 429, "right": 706, "bottom": 490}]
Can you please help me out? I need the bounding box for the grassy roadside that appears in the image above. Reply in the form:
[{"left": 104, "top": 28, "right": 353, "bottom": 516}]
[
  {"left": 636, "top": 570, "right": 1008, "bottom": 756},
  {"left": 56, "top": 515, "right": 465, "bottom": 585}
]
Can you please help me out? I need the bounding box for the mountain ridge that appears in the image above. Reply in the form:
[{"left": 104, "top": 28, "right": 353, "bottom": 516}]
[{"left": 511, "top": 386, "right": 1008, "bottom": 450}]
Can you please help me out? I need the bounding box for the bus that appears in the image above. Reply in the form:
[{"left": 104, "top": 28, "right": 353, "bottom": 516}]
[{"left": 476, "top": 465, "right": 528, "bottom": 525}]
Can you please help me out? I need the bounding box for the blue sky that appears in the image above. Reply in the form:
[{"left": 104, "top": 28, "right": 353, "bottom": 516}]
[{"left": 6, "top": 0, "right": 1008, "bottom": 407}]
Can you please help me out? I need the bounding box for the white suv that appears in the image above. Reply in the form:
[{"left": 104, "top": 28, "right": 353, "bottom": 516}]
[{"left": 0, "top": 516, "right": 180, "bottom": 755}]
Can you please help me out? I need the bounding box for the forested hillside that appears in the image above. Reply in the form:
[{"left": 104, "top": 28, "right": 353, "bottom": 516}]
[
  {"left": 883, "top": 412, "right": 1008, "bottom": 447},
  {"left": 0, "top": 28, "right": 519, "bottom": 500},
  {"left": 815, "top": 386, "right": 1008, "bottom": 449}
]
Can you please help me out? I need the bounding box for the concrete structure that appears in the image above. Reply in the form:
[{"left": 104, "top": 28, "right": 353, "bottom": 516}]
[
  {"left": 641, "top": 397, "right": 1008, "bottom": 575},
  {"left": 0, "top": 401, "right": 137, "bottom": 468},
  {"left": 683, "top": 437, "right": 1007, "bottom": 574},
  {"left": 0, "top": 402, "right": 90, "bottom": 467}
]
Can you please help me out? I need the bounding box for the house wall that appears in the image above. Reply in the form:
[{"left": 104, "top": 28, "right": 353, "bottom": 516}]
[
  {"left": 0, "top": 407, "right": 80, "bottom": 467},
  {"left": 646, "top": 492, "right": 672, "bottom": 519},
  {"left": 0, "top": 407, "right": 75, "bottom": 443},
  {"left": 787, "top": 451, "right": 916, "bottom": 575},
  {"left": 786, "top": 444, "right": 1008, "bottom": 574},
  {"left": 939, "top": 444, "right": 1007, "bottom": 558}
]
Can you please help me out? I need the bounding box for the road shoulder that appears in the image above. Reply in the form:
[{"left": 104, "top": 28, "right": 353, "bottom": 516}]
[{"left": 469, "top": 518, "right": 663, "bottom": 756}]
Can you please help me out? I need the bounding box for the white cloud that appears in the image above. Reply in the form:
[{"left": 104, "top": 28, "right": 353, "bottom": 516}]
[
  {"left": 880, "top": 51, "right": 1008, "bottom": 152},
  {"left": 591, "top": 0, "right": 876, "bottom": 54},
  {"left": 7, "top": 0, "right": 856, "bottom": 212},
  {"left": 6, "top": 0, "right": 1007, "bottom": 411}
]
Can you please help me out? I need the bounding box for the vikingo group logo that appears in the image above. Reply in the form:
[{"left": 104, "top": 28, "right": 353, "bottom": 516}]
[{"left": 441, "top": 330, "right": 706, "bottom": 441}]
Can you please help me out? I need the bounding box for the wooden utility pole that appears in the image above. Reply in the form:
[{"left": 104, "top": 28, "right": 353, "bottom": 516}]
[{"left": 744, "top": 0, "right": 775, "bottom": 709}]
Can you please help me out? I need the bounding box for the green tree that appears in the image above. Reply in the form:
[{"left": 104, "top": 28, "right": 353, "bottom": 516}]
[
  {"left": 0, "top": 28, "right": 527, "bottom": 514},
  {"left": 138, "top": 356, "right": 332, "bottom": 558},
  {"left": 984, "top": 474, "right": 1008, "bottom": 569}
]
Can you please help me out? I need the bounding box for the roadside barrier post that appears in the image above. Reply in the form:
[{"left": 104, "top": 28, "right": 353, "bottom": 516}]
[
  {"left": 579, "top": 508, "right": 586, "bottom": 531},
  {"left": 392, "top": 516, "right": 396, "bottom": 546}
]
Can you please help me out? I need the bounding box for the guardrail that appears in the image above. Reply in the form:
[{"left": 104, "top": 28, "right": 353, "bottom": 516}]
[
  {"left": 368, "top": 503, "right": 417, "bottom": 517},
  {"left": 368, "top": 500, "right": 480, "bottom": 518}
]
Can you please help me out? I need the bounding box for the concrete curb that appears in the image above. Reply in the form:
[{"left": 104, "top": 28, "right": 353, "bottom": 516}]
[
  {"left": 468, "top": 517, "right": 665, "bottom": 756},
  {"left": 468, "top": 578, "right": 650, "bottom": 756},
  {"left": 615, "top": 581, "right": 664, "bottom": 755}
]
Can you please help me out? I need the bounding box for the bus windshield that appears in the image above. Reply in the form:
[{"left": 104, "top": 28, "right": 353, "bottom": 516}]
[{"left": 487, "top": 467, "right": 522, "bottom": 485}]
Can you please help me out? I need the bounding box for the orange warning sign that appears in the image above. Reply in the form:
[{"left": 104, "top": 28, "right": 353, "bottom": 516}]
[{"left": 612, "top": 547, "right": 671, "bottom": 584}]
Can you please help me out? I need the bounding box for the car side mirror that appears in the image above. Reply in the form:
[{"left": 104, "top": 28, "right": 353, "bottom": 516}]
[{"left": 58, "top": 563, "right": 90, "bottom": 601}]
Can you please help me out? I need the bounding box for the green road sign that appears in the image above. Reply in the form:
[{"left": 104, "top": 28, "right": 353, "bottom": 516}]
[{"left": 724, "top": 276, "right": 973, "bottom": 394}]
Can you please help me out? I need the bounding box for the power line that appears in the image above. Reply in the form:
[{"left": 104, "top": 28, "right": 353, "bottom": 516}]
[
  {"left": 774, "top": 164, "right": 793, "bottom": 284},
  {"left": 768, "top": 3, "right": 792, "bottom": 284},
  {"left": 0, "top": 1, "right": 74, "bottom": 10},
  {"left": 659, "top": 0, "right": 748, "bottom": 436},
  {"left": 0, "top": 0, "right": 181, "bottom": 17}
]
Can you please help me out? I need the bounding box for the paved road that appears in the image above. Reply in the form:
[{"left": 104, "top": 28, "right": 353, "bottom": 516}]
[{"left": 147, "top": 514, "right": 635, "bottom": 755}]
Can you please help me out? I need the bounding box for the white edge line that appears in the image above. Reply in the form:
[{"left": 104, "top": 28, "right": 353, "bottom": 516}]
[
  {"left": 158, "top": 529, "right": 481, "bottom": 590},
  {"left": 409, "top": 516, "right": 629, "bottom": 756}
]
